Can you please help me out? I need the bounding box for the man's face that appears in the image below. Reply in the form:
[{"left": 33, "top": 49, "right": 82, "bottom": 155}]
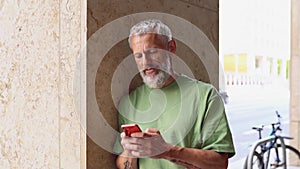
[{"left": 130, "top": 33, "right": 172, "bottom": 88}]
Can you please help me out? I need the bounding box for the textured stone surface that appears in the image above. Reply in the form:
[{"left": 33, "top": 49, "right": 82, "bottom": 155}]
[
  {"left": 59, "top": 0, "right": 86, "bottom": 168},
  {"left": 0, "top": 0, "right": 86, "bottom": 168},
  {"left": 290, "top": 0, "right": 300, "bottom": 164},
  {"left": 0, "top": 1, "right": 60, "bottom": 168},
  {"left": 87, "top": 0, "right": 219, "bottom": 168},
  {"left": 290, "top": 121, "right": 300, "bottom": 166}
]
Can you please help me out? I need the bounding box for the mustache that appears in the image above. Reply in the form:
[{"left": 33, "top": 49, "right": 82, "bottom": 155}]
[{"left": 139, "top": 64, "right": 160, "bottom": 72}]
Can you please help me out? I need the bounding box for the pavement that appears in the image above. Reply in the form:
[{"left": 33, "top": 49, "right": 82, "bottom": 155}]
[
  {"left": 226, "top": 85, "right": 300, "bottom": 169},
  {"left": 228, "top": 157, "right": 300, "bottom": 169}
]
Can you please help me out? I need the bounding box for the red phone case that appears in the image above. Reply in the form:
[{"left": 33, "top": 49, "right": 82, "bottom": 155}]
[{"left": 121, "top": 124, "right": 142, "bottom": 136}]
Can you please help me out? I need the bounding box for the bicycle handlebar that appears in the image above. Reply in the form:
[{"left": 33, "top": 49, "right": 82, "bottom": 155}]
[
  {"left": 251, "top": 111, "right": 282, "bottom": 138},
  {"left": 276, "top": 110, "right": 281, "bottom": 118}
]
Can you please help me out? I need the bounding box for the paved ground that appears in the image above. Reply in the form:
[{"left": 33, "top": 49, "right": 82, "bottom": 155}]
[
  {"left": 228, "top": 158, "right": 300, "bottom": 169},
  {"left": 225, "top": 85, "right": 300, "bottom": 169}
]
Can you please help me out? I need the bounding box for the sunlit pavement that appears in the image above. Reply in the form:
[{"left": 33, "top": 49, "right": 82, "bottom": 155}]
[
  {"left": 225, "top": 84, "right": 300, "bottom": 169},
  {"left": 228, "top": 159, "right": 300, "bottom": 169}
]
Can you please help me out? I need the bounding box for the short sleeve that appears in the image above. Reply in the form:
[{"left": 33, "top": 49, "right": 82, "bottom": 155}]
[{"left": 200, "top": 88, "right": 235, "bottom": 158}]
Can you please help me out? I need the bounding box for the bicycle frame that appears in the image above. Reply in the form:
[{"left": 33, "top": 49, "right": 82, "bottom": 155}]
[
  {"left": 264, "top": 137, "right": 282, "bottom": 168},
  {"left": 245, "top": 111, "right": 300, "bottom": 169},
  {"left": 247, "top": 135, "right": 287, "bottom": 169}
]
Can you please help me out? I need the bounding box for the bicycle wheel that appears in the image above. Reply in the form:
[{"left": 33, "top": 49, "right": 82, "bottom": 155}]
[
  {"left": 278, "top": 144, "right": 300, "bottom": 166},
  {"left": 243, "top": 151, "right": 264, "bottom": 169},
  {"left": 267, "top": 144, "right": 300, "bottom": 168}
]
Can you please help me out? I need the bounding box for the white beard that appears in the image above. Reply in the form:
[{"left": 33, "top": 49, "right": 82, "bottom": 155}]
[{"left": 140, "top": 58, "right": 172, "bottom": 89}]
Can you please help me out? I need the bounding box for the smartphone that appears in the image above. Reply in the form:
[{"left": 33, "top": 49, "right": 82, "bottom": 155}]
[{"left": 121, "top": 124, "right": 142, "bottom": 137}]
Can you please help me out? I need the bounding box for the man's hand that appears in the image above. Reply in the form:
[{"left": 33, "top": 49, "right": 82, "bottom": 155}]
[
  {"left": 119, "top": 128, "right": 229, "bottom": 169},
  {"left": 120, "top": 128, "right": 174, "bottom": 158}
]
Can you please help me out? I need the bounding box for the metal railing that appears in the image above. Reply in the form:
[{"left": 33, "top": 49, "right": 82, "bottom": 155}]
[{"left": 247, "top": 136, "right": 287, "bottom": 169}]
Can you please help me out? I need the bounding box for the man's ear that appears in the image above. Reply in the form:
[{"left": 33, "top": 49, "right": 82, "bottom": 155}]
[{"left": 168, "top": 39, "right": 176, "bottom": 53}]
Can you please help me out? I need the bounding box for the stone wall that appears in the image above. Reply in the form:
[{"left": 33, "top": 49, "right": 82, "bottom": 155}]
[
  {"left": 290, "top": 0, "right": 300, "bottom": 166},
  {"left": 0, "top": 0, "right": 86, "bottom": 168},
  {"left": 87, "top": 0, "right": 219, "bottom": 168}
]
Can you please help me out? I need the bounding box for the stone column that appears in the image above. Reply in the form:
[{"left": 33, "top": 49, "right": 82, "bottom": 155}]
[
  {"left": 290, "top": 0, "right": 300, "bottom": 166},
  {"left": 0, "top": 0, "right": 86, "bottom": 168}
]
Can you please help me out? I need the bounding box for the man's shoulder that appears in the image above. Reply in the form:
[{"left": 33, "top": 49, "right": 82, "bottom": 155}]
[
  {"left": 177, "top": 75, "right": 221, "bottom": 100},
  {"left": 179, "top": 74, "right": 214, "bottom": 89}
]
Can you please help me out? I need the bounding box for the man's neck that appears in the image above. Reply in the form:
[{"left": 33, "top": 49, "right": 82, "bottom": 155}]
[{"left": 159, "top": 72, "right": 179, "bottom": 89}]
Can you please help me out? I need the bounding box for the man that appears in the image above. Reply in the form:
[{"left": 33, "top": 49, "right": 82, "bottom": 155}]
[{"left": 114, "top": 19, "right": 235, "bottom": 169}]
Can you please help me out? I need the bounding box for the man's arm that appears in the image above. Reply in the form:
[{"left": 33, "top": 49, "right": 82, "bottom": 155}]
[
  {"left": 116, "top": 152, "right": 138, "bottom": 169},
  {"left": 160, "top": 146, "right": 228, "bottom": 169},
  {"left": 116, "top": 132, "right": 138, "bottom": 169},
  {"left": 127, "top": 128, "right": 229, "bottom": 169}
]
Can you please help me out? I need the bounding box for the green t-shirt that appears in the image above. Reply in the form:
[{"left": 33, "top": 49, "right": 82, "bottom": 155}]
[{"left": 114, "top": 75, "right": 235, "bottom": 169}]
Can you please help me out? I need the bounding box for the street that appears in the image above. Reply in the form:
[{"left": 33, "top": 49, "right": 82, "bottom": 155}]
[{"left": 225, "top": 85, "right": 290, "bottom": 168}]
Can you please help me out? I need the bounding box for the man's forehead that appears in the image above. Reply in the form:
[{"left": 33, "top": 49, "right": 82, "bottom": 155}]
[
  {"left": 130, "top": 33, "right": 165, "bottom": 46},
  {"left": 131, "top": 33, "right": 161, "bottom": 40}
]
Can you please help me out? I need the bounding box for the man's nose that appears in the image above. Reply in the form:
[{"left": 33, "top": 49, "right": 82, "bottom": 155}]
[{"left": 141, "top": 53, "right": 152, "bottom": 66}]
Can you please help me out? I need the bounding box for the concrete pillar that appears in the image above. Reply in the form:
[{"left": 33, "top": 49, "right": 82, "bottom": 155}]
[
  {"left": 290, "top": 0, "right": 300, "bottom": 166},
  {"left": 0, "top": 0, "right": 86, "bottom": 168}
]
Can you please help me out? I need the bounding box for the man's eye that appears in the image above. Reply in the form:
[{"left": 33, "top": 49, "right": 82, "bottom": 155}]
[
  {"left": 134, "top": 53, "right": 142, "bottom": 58},
  {"left": 147, "top": 49, "right": 158, "bottom": 54}
]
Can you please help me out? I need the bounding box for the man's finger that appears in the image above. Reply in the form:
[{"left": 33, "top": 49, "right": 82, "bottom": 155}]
[
  {"left": 130, "top": 132, "right": 145, "bottom": 137},
  {"left": 145, "top": 128, "right": 161, "bottom": 135},
  {"left": 120, "top": 132, "right": 126, "bottom": 138}
]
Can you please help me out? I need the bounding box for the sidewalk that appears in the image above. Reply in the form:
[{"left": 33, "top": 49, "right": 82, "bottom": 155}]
[
  {"left": 228, "top": 158, "right": 300, "bottom": 169},
  {"left": 226, "top": 84, "right": 290, "bottom": 101}
]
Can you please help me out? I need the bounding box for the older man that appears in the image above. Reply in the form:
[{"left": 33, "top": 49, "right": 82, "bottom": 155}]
[{"left": 114, "top": 19, "right": 235, "bottom": 169}]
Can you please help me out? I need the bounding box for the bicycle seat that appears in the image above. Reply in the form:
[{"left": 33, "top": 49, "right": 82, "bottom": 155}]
[{"left": 252, "top": 126, "right": 263, "bottom": 131}]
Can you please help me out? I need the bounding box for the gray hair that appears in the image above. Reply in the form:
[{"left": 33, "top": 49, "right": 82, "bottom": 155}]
[{"left": 128, "top": 19, "right": 173, "bottom": 48}]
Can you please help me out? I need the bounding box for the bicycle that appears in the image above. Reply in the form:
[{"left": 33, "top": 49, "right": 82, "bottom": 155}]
[{"left": 243, "top": 111, "right": 300, "bottom": 169}]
